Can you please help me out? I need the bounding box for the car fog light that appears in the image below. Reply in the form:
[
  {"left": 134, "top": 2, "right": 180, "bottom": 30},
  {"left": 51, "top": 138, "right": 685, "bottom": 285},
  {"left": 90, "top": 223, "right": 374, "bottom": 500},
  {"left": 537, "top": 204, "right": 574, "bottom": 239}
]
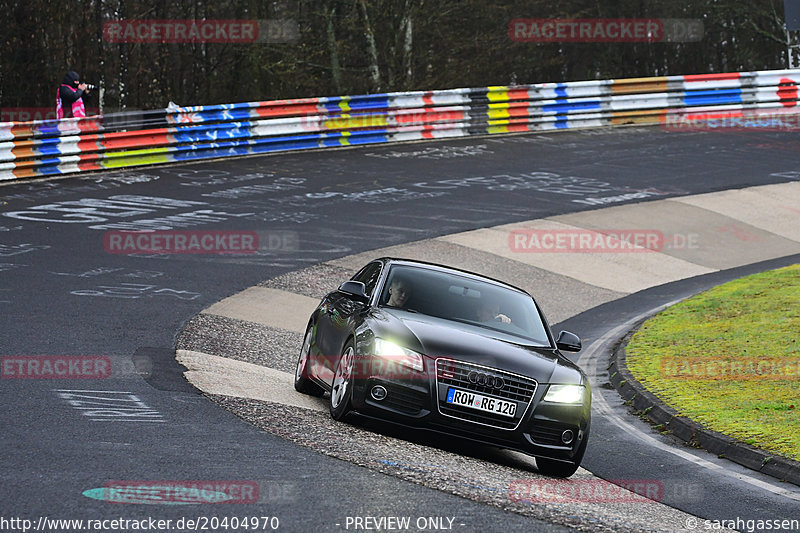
[
  {"left": 370, "top": 385, "right": 388, "bottom": 401},
  {"left": 561, "top": 429, "right": 575, "bottom": 445}
]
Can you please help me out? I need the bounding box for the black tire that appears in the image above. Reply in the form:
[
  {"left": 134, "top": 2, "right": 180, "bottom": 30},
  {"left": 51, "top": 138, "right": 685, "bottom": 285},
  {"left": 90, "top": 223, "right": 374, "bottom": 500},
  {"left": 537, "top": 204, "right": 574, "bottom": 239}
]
[
  {"left": 536, "top": 429, "right": 589, "bottom": 478},
  {"left": 294, "top": 327, "right": 324, "bottom": 397},
  {"left": 329, "top": 339, "right": 355, "bottom": 421}
]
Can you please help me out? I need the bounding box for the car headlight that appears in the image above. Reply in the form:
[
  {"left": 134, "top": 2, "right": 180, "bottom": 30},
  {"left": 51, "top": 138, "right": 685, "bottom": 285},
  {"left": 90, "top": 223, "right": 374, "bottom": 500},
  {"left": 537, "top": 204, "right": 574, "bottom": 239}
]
[
  {"left": 373, "top": 338, "right": 424, "bottom": 372},
  {"left": 544, "top": 384, "right": 585, "bottom": 404}
]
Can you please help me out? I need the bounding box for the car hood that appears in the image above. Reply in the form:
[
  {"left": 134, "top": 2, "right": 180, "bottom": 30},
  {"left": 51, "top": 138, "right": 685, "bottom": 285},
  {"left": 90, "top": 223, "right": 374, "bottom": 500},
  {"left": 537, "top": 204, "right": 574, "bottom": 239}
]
[{"left": 370, "top": 309, "right": 585, "bottom": 385}]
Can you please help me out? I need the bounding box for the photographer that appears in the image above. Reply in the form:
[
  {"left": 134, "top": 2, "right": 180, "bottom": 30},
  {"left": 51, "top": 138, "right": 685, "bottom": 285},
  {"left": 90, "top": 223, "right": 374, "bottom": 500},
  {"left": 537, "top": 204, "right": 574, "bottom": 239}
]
[{"left": 56, "top": 70, "right": 92, "bottom": 119}]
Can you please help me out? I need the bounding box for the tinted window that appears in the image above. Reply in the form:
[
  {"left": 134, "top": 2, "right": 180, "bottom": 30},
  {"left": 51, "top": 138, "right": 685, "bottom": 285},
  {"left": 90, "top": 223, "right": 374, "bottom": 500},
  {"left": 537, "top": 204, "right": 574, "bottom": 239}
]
[
  {"left": 352, "top": 262, "right": 382, "bottom": 297},
  {"left": 379, "top": 265, "right": 551, "bottom": 346}
]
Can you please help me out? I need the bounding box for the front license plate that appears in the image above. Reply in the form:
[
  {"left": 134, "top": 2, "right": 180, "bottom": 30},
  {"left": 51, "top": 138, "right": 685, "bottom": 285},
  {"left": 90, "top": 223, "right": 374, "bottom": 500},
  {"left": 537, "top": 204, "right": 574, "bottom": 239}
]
[{"left": 446, "top": 387, "right": 516, "bottom": 418}]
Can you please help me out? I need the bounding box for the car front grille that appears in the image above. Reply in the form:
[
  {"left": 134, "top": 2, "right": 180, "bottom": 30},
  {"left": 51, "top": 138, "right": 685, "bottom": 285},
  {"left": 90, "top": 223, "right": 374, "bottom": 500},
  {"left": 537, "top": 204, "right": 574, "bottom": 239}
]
[{"left": 435, "top": 358, "right": 537, "bottom": 430}]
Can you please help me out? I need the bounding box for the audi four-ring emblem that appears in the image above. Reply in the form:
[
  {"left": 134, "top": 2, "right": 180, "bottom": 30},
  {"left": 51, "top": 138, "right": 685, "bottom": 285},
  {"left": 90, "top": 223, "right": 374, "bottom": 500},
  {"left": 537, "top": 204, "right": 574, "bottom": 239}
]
[{"left": 468, "top": 371, "right": 505, "bottom": 389}]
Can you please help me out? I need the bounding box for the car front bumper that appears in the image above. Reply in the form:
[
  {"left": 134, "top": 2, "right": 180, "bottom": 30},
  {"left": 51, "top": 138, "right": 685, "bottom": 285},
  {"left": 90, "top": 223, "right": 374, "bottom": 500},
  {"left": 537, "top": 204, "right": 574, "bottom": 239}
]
[{"left": 349, "top": 355, "right": 590, "bottom": 463}]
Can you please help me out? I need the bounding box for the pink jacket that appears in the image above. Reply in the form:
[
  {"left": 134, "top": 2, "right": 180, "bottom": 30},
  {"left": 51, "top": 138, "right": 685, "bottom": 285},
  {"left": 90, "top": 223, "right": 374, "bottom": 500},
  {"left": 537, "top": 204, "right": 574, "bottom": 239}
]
[{"left": 56, "top": 84, "right": 86, "bottom": 119}]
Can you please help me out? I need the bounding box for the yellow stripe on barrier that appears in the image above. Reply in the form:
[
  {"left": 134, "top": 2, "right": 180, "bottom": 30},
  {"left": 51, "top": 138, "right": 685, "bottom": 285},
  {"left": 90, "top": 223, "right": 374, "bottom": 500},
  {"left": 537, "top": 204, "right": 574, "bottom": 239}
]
[
  {"left": 338, "top": 97, "right": 351, "bottom": 112},
  {"left": 324, "top": 115, "right": 387, "bottom": 130},
  {"left": 486, "top": 125, "right": 511, "bottom": 134},
  {"left": 101, "top": 147, "right": 171, "bottom": 168},
  {"left": 487, "top": 87, "right": 510, "bottom": 102},
  {"left": 487, "top": 109, "right": 511, "bottom": 119}
]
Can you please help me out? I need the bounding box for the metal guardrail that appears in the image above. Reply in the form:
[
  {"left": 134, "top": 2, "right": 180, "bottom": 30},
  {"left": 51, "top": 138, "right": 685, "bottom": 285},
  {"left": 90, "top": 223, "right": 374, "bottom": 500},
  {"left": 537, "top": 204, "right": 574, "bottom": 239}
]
[{"left": 2, "top": 69, "right": 800, "bottom": 181}]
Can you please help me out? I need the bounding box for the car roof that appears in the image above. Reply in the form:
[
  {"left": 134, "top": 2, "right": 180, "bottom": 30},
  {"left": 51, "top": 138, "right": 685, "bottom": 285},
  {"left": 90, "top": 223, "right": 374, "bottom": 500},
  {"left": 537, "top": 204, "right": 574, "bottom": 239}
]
[{"left": 376, "top": 257, "right": 532, "bottom": 297}]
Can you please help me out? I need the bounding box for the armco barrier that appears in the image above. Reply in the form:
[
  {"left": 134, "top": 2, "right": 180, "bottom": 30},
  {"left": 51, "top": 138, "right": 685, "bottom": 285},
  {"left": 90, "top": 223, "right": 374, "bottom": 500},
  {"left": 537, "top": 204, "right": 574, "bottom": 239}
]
[{"left": 2, "top": 69, "right": 800, "bottom": 181}]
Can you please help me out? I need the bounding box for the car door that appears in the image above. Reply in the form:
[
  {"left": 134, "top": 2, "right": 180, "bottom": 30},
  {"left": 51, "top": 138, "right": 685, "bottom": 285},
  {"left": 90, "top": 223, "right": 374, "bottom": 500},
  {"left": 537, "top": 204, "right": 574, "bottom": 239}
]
[{"left": 313, "top": 262, "right": 383, "bottom": 385}]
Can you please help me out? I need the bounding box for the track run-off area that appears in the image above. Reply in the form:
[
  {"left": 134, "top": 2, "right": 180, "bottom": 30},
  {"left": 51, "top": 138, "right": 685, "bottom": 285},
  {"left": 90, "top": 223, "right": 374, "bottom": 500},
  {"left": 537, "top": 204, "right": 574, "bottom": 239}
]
[{"left": 2, "top": 126, "right": 800, "bottom": 532}]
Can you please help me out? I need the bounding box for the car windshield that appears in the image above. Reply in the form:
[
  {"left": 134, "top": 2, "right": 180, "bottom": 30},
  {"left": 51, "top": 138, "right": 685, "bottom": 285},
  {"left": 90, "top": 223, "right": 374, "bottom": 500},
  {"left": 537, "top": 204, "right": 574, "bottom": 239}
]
[{"left": 378, "top": 264, "right": 551, "bottom": 346}]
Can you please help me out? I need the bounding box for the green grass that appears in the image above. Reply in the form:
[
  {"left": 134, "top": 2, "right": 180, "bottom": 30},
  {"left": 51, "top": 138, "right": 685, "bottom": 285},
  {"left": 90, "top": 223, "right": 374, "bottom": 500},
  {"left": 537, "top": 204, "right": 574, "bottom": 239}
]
[{"left": 626, "top": 264, "right": 800, "bottom": 462}]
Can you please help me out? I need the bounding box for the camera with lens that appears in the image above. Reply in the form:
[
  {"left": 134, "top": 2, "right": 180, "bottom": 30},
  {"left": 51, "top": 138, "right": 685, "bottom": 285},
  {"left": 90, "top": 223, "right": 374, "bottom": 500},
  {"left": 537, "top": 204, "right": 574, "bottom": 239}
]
[{"left": 84, "top": 83, "right": 97, "bottom": 90}]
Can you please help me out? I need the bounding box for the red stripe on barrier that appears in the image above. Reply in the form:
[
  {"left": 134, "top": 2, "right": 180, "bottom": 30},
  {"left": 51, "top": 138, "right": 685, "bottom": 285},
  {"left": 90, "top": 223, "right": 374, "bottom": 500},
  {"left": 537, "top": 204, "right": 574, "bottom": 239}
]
[
  {"left": 394, "top": 109, "right": 465, "bottom": 124},
  {"left": 77, "top": 119, "right": 103, "bottom": 133},
  {"left": 683, "top": 72, "right": 741, "bottom": 82},
  {"left": 254, "top": 103, "right": 321, "bottom": 118},
  {"left": 778, "top": 78, "right": 798, "bottom": 107},
  {"left": 257, "top": 98, "right": 321, "bottom": 107},
  {"left": 78, "top": 160, "right": 102, "bottom": 172},
  {"left": 101, "top": 130, "right": 171, "bottom": 150},
  {"left": 78, "top": 139, "right": 104, "bottom": 152},
  {"left": 507, "top": 88, "right": 531, "bottom": 101},
  {"left": 506, "top": 105, "right": 535, "bottom": 118}
]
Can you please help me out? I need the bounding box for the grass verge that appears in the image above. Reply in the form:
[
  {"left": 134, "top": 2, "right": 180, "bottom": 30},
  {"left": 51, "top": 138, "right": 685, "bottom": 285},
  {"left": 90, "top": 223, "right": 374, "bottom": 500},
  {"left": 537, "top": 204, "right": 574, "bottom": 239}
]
[{"left": 625, "top": 264, "right": 800, "bottom": 461}]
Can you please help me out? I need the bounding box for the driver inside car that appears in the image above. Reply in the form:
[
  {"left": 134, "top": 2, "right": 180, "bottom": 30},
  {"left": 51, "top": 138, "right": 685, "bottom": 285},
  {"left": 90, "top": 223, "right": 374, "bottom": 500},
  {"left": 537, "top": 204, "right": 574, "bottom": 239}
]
[
  {"left": 385, "top": 277, "right": 412, "bottom": 307},
  {"left": 475, "top": 299, "right": 511, "bottom": 324}
]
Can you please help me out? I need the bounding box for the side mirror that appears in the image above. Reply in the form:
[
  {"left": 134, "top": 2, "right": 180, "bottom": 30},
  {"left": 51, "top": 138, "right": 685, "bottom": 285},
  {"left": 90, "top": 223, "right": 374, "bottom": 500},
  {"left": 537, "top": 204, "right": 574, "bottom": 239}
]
[
  {"left": 556, "top": 330, "right": 582, "bottom": 352},
  {"left": 338, "top": 281, "right": 369, "bottom": 302}
]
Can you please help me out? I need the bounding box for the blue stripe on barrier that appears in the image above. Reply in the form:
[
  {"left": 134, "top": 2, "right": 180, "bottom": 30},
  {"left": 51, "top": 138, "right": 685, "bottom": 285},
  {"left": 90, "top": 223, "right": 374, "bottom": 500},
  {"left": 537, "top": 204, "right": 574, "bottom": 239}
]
[
  {"left": 683, "top": 89, "right": 743, "bottom": 106},
  {"left": 183, "top": 109, "right": 256, "bottom": 122},
  {"left": 320, "top": 95, "right": 392, "bottom": 113},
  {"left": 35, "top": 125, "right": 64, "bottom": 136},
  {"left": 35, "top": 156, "right": 67, "bottom": 166},
  {"left": 172, "top": 141, "right": 253, "bottom": 161},
  {"left": 346, "top": 132, "right": 390, "bottom": 144},
  {"left": 252, "top": 139, "right": 320, "bottom": 153},
  {"left": 34, "top": 138, "right": 66, "bottom": 156},
  {"left": 318, "top": 129, "right": 390, "bottom": 147},
  {"left": 255, "top": 132, "right": 334, "bottom": 146},
  {"left": 320, "top": 101, "right": 345, "bottom": 113},
  {"left": 542, "top": 100, "right": 602, "bottom": 113},
  {"left": 172, "top": 127, "right": 253, "bottom": 144},
  {"left": 347, "top": 97, "right": 391, "bottom": 111},
  {"left": 34, "top": 166, "right": 63, "bottom": 176}
]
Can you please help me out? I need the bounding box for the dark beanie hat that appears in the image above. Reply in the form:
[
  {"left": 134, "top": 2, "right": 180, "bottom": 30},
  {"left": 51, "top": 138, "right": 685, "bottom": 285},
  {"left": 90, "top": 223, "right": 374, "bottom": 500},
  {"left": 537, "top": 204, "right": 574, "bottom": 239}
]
[{"left": 63, "top": 71, "right": 80, "bottom": 86}]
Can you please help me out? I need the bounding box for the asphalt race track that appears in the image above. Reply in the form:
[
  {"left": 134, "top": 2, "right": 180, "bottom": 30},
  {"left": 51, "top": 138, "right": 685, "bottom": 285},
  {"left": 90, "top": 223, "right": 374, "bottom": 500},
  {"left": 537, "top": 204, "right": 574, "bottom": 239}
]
[{"left": 2, "top": 126, "right": 800, "bottom": 532}]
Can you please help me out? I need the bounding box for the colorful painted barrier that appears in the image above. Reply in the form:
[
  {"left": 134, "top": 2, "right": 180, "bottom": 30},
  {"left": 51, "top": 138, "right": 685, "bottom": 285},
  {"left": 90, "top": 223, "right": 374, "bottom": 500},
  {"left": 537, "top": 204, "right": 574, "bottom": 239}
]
[{"left": 2, "top": 69, "right": 799, "bottom": 181}]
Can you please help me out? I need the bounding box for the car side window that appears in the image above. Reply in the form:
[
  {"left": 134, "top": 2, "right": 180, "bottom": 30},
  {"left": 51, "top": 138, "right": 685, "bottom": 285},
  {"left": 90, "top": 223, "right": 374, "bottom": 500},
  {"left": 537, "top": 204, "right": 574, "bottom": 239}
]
[{"left": 352, "top": 262, "right": 382, "bottom": 297}]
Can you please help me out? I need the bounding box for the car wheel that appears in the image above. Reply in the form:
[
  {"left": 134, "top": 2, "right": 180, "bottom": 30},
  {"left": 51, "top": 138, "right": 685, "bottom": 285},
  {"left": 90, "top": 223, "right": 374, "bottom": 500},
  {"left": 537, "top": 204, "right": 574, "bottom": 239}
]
[
  {"left": 295, "top": 327, "right": 324, "bottom": 397},
  {"left": 535, "top": 430, "right": 588, "bottom": 478},
  {"left": 329, "top": 339, "right": 355, "bottom": 420}
]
